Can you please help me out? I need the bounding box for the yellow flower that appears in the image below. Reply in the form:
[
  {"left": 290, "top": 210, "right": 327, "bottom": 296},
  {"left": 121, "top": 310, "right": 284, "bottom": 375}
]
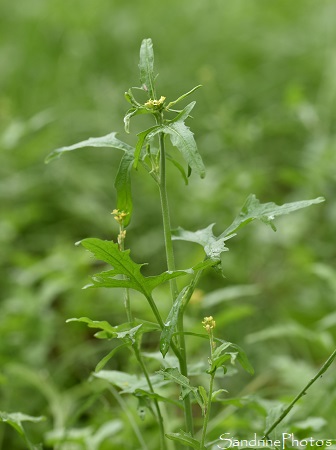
[
  {"left": 111, "top": 209, "right": 129, "bottom": 224},
  {"left": 202, "top": 316, "right": 216, "bottom": 334},
  {"left": 145, "top": 96, "right": 166, "bottom": 109}
]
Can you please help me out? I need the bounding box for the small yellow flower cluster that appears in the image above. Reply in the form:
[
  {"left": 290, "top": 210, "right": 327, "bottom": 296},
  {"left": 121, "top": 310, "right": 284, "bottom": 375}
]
[
  {"left": 202, "top": 316, "right": 216, "bottom": 334},
  {"left": 145, "top": 96, "right": 166, "bottom": 109},
  {"left": 111, "top": 209, "right": 129, "bottom": 224}
]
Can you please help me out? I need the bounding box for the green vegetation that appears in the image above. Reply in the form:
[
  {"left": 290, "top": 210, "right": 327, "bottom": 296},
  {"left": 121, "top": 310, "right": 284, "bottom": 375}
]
[{"left": 1, "top": 1, "right": 336, "bottom": 449}]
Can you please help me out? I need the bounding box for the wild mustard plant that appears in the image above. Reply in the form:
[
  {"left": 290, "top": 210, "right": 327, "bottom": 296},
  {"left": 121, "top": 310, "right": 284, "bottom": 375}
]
[{"left": 44, "top": 38, "right": 326, "bottom": 449}]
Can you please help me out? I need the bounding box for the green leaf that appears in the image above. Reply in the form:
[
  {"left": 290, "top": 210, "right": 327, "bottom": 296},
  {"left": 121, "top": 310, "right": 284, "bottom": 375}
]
[
  {"left": 114, "top": 152, "right": 134, "bottom": 227},
  {"left": 221, "top": 194, "right": 325, "bottom": 238},
  {"left": 124, "top": 106, "right": 151, "bottom": 133},
  {"left": 172, "top": 224, "right": 230, "bottom": 262},
  {"left": 198, "top": 385, "right": 207, "bottom": 416},
  {"left": 164, "top": 121, "right": 205, "bottom": 178},
  {"left": 95, "top": 344, "right": 128, "bottom": 372},
  {"left": 79, "top": 238, "right": 192, "bottom": 297},
  {"left": 166, "top": 154, "right": 189, "bottom": 185},
  {"left": 93, "top": 370, "right": 166, "bottom": 394},
  {"left": 0, "top": 411, "right": 45, "bottom": 450},
  {"left": 160, "top": 287, "right": 188, "bottom": 357},
  {"left": 168, "top": 101, "right": 196, "bottom": 124},
  {"left": 134, "top": 125, "right": 161, "bottom": 169},
  {"left": 134, "top": 389, "right": 183, "bottom": 409},
  {"left": 210, "top": 340, "right": 254, "bottom": 375},
  {"left": 165, "top": 85, "right": 202, "bottom": 110},
  {"left": 139, "top": 38, "right": 156, "bottom": 99},
  {"left": 45, "top": 132, "right": 134, "bottom": 163},
  {"left": 166, "top": 430, "right": 206, "bottom": 450},
  {"left": 159, "top": 368, "right": 203, "bottom": 407},
  {"left": 211, "top": 389, "right": 228, "bottom": 401},
  {"left": 66, "top": 317, "right": 146, "bottom": 343}
]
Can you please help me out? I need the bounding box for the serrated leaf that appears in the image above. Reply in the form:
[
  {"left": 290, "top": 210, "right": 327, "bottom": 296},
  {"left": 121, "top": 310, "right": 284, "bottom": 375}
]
[
  {"left": 159, "top": 368, "right": 203, "bottom": 408},
  {"left": 139, "top": 38, "right": 156, "bottom": 99},
  {"left": 172, "top": 224, "right": 230, "bottom": 262},
  {"left": 166, "top": 430, "right": 206, "bottom": 450},
  {"left": 79, "top": 238, "right": 192, "bottom": 297},
  {"left": 221, "top": 194, "right": 325, "bottom": 238},
  {"left": 160, "top": 287, "right": 188, "bottom": 357},
  {"left": 114, "top": 152, "right": 134, "bottom": 227},
  {"left": 164, "top": 121, "right": 205, "bottom": 178},
  {"left": 45, "top": 132, "right": 134, "bottom": 163}
]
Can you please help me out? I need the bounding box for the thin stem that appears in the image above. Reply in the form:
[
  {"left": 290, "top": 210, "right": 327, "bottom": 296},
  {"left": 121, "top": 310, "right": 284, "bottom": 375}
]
[
  {"left": 200, "top": 373, "right": 215, "bottom": 448},
  {"left": 158, "top": 130, "right": 178, "bottom": 301},
  {"left": 200, "top": 326, "right": 216, "bottom": 448},
  {"left": 109, "top": 386, "right": 149, "bottom": 450},
  {"left": 156, "top": 117, "right": 194, "bottom": 439},
  {"left": 263, "top": 347, "right": 336, "bottom": 439},
  {"left": 133, "top": 345, "right": 168, "bottom": 450}
]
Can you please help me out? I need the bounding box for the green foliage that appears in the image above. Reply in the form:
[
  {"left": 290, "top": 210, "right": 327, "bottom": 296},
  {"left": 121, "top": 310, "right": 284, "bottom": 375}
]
[{"left": 2, "top": 2, "right": 336, "bottom": 449}]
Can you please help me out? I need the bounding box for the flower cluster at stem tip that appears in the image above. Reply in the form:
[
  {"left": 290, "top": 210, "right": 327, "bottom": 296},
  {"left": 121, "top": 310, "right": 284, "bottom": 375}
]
[
  {"left": 111, "top": 209, "right": 129, "bottom": 225},
  {"left": 145, "top": 96, "right": 166, "bottom": 110},
  {"left": 202, "top": 316, "right": 216, "bottom": 334}
]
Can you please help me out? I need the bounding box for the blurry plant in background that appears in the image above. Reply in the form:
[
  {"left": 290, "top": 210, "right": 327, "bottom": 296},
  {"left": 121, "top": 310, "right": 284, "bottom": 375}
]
[{"left": 1, "top": 1, "right": 336, "bottom": 449}]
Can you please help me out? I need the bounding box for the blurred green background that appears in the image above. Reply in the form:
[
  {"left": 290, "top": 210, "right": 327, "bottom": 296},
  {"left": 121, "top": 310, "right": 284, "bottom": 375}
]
[{"left": 1, "top": 0, "right": 336, "bottom": 448}]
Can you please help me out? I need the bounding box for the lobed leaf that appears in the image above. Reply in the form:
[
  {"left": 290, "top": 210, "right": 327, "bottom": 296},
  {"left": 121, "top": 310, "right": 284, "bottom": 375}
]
[
  {"left": 172, "top": 224, "right": 230, "bottom": 262},
  {"left": 139, "top": 38, "right": 156, "bottom": 99},
  {"left": 45, "top": 132, "right": 134, "bottom": 163},
  {"left": 79, "top": 238, "right": 192, "bottom": 297},
  {"left": 221, "top": 194, "right": 325, "bottom": 238}
]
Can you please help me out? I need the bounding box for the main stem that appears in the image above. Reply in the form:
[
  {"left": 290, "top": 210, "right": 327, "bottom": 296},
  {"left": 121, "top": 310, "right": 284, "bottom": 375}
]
[{"left": 157, "top": 123, "right": 194, "bottom": 438}]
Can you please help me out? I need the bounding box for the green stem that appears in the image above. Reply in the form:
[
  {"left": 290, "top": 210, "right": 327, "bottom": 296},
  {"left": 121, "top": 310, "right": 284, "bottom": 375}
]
[
  {"left": 158, "top": 130, "right": 178, "bottom": 301},
  {"left": 263, "top": 347, "right": 336, "bottom": 439},
  {"left": 109, "top": 386, "right": 149, "bottom": 450},
  {"left": 200, "top": 373, "right": 215, "bottom": 448},
  {"left": 156, "top": 118, "right": 194, "bottom": 439},
  {"left": 133, "top": 345, "right": 168, "bottom": 450},
  {"left": 200, "top": 328, "right": 216, "bottom": 448}
]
